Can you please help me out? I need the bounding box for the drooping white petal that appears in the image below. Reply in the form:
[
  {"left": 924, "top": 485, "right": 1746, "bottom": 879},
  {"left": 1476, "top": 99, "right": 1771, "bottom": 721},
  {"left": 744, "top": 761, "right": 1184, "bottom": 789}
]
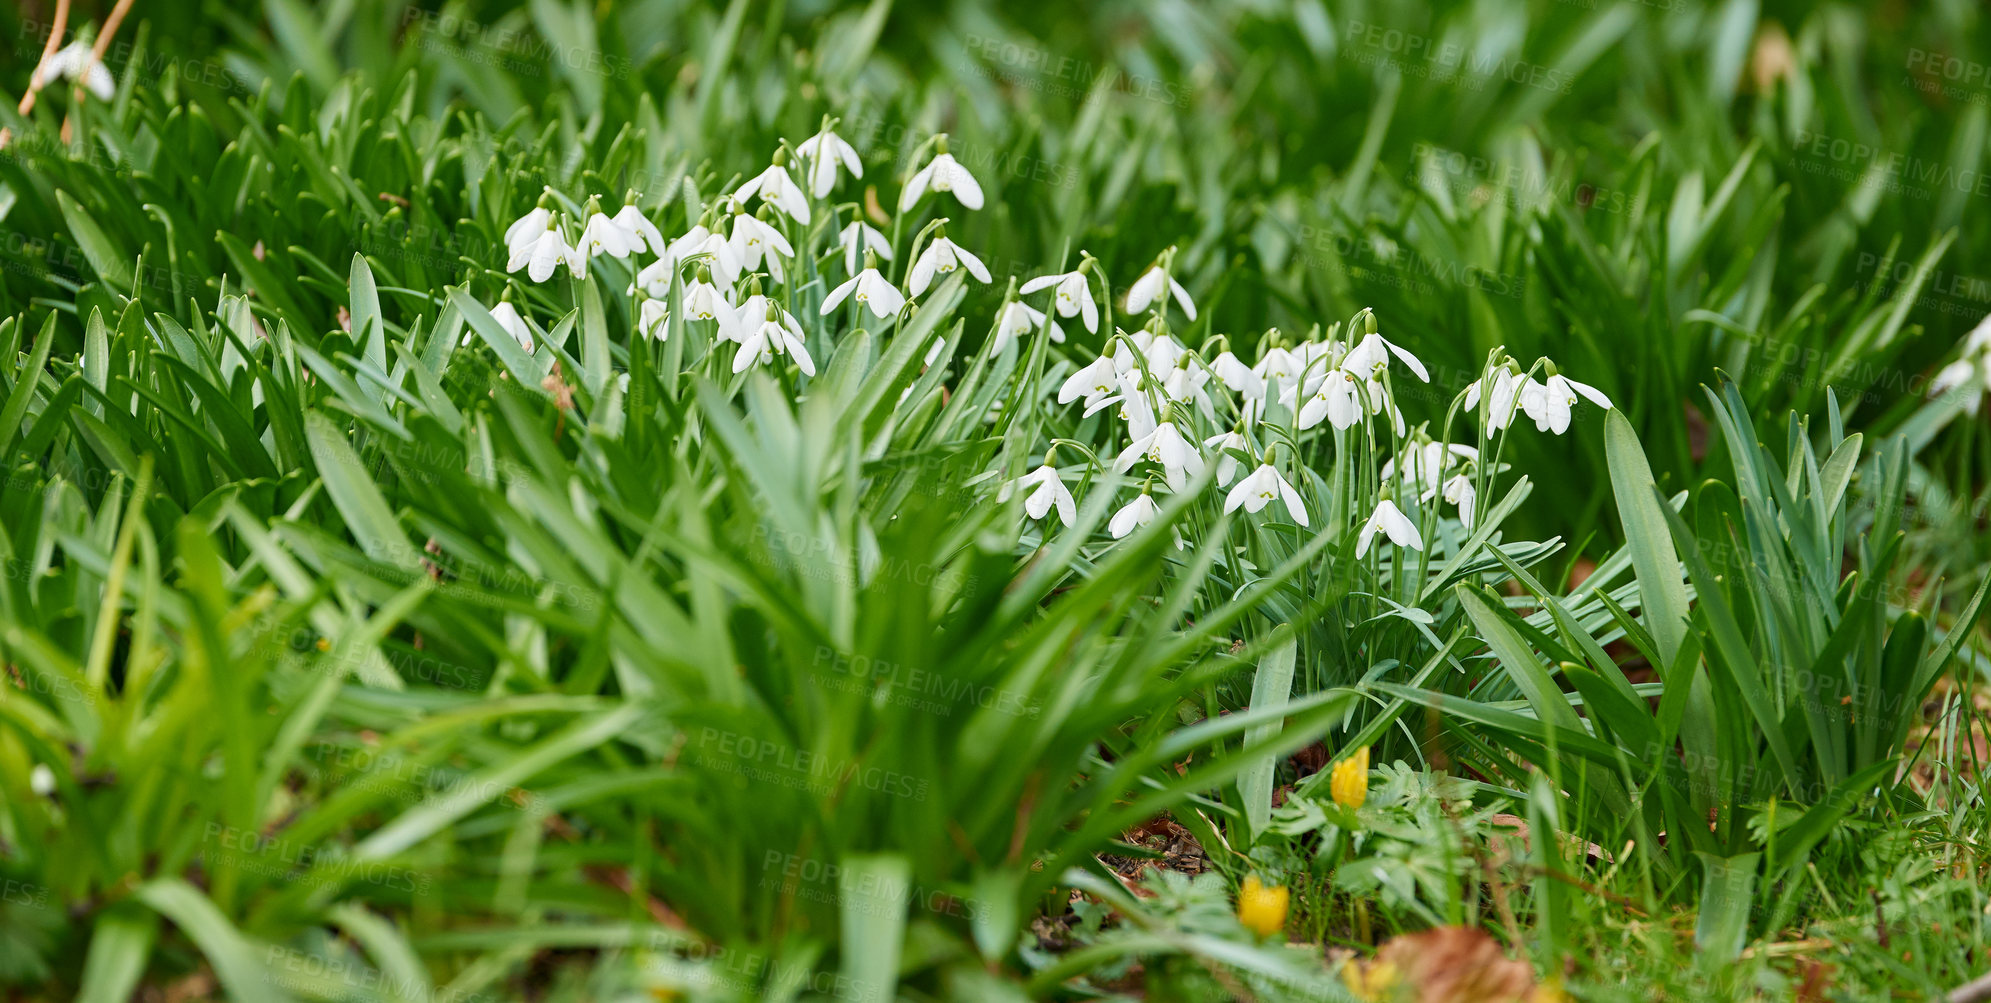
[
  {"left": 822, "top": 274, "right": 863, "bottom": 314},
  {"left": 900, "top": 161, "right": 936, "bottom": 211}
]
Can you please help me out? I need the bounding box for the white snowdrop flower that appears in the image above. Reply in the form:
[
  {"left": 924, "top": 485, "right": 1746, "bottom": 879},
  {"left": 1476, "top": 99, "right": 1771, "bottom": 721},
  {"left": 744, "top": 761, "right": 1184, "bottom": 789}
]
[
  {"left": 988, "top": 301, "right": 1063, "bottom": 357},
  {"left": 29, "top": 763, "right": 56, "bottom": 797},
  {"left": 1211, "top": 351, "right": 1264, "bottom": 398},
  {"left": 1253, "top": 345, "right": 1306, "bottom": 405},
  {"left": 1297, "top": 338, "right": 1343, "bottom": 369},
  {"left": 1343, "top": 331, "right": 1430, "bottom": 383},
  {"left": 1203, "top": 430, "right": 1248, "bottom": 485},
  {"left": 462, "top": 300, "right": 533, "bottom": 350},
  {"left": 734, "top": 156, "right": 812, "bottom": 223},
  {"left": 1109, "top": 492, "right": 1161, "bottom": 539},
  {"left": 1111, "top": 372, "right": 1160, "bottom": 442},
  {"left": 579, "top": 209, "right": 635, "bottom": 260},
  {"left": 1127, "top": 334, "right": 1195, "bottom": 390},
  {"left": 1964, "top": 315, "right": 1991, "bottom": 355},
  {"left": 1021, "top": 269, "right": 1099, "bottom": 333},
  {"left": 910, "top": 235, "right": 992, "bottom": 296},
  {"left": 1521, "top": 373, "right": 1614, "bottom": 435},
  {"left": 611, "top": 203, "right": 667, "bottom": 256},
  {"left": 901, "top": 138, "right": 984, "bottom": 211},
  {"left": 1134, "top": 344, "right": 1213, "bottom": 416},
  {"left": 638, "top": 298, "right": 670, "bottom": 341},
  {"left": 733, "top": 301, "right": 816, "bottom": 376},
  {"left": 1931, "top": 357, "right": 1983, "bottom": 413},
  {"left": 671, "top": 225, "right": 743, "bottom": 287},
  {"left": 684, "top": 272, "right": 736, "bottom": 330},
  {"left": 505, "top": 205, "right": 553, "bottom": 258},
  {"left": 1931, "top": 319, "right": 1991, "bottom": 412},
  {"left": 1297, "top": 369, "right": 1364, "bottom": 431},
  {"left": 839, "top": 221, "right": 894, "bottom": 275},
  {"left": 796, "top": 122, "right": 863, "bottom": 197},
  {"left": 508, "top": 223, "right": 576, "bottom": 283},
  {"left": 727, "top": 292, "right": 776, "bottom": 343},
  {"left": 924, "top": 334, "right": 948, "bottom": 367},
  {"left": 1464, "top": 367, "right": 1530, "bottom": 435},
  {"left": 821, "top": 262, "right": 907, "bottom": 320},
  {"left": 1160, "top": 358, "right": 1213, "bottom": 411},
  {"left": 1382, "top": 441, "right": 1479, "bottom": 495},
  {"left": 632, "top": 257, "right": 676, "bottom": 299},
  {"left": 1000, "top": 464, "right": 1077, "bottom": 526},
  {"left": 1120, "top": 331, "right": 1171, "bottom": 373},
  {"left": 1059, "top": 353, "right": 1120, "bottom": 408},
  {"left": 1442, "top": 473, "right": 1477, "bottom": 530},
  {"left": 1355, "top": 499, "right": 1423, "bottom": 557},
  {"left": 1114, "top": 421, "right": 1205, "bottom": 491},
  {"left": 1932, "top": 356, "right": 1991, "bottom": 415},
  {"left": 1126, "top": 257, "right": 1197, "bottom": 320},
  {"left": 1224, "top": 462, "right": 1308, "bottom": 526},
  {"left": 730, "top": 213, "right": 795, "bottom": 281},
  {"left": 35, "top": 42, "right": 114, "bottom": 100}
]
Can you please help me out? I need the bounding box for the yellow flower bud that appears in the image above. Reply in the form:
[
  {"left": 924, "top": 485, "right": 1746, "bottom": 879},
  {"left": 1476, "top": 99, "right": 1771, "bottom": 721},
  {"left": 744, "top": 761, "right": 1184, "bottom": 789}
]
[
  {"left": 1236, "top": 874, "right": 1289, "bottom": 938},
  {"left": 1331, "top": 745, "right": 1371, "bottom": 810}
]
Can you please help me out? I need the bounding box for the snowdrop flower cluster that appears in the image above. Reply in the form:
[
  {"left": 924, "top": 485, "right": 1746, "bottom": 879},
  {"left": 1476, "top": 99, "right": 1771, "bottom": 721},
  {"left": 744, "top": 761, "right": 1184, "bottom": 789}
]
[
  {"left": 1464, "top": 362, "right": 1614, "bottom": 435},
  {"left": 489, "top": 125, "right": 1006, "bottom": 384},
  {"left": 1019, "top": 301, "right": 1616, "bottom": 568},
  {"left": 476, "top": 124, "right": 1618, "bottom": 566},
  {"left": 1382, "top": 438, "right": 1480, "bottom": 529}
]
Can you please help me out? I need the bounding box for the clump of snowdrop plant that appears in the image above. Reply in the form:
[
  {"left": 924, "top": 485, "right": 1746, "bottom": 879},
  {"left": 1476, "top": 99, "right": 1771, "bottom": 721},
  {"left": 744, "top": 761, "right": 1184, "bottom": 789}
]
[{"left": 481, "top": 124, "right": 1616, "bottom": 574}]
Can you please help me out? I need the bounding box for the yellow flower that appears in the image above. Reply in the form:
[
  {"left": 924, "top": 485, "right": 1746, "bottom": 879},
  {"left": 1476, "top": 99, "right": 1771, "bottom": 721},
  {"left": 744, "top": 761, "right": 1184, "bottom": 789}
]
[
  {"left": 1340, "top": 957, "right": 1400, "bottom": 1001},
  {"left": 1331, "top": 745, "right": 1370, "bottom": 810},
  {"left": 1236, "top": 874, "right": 1289, "bottom": 938}
]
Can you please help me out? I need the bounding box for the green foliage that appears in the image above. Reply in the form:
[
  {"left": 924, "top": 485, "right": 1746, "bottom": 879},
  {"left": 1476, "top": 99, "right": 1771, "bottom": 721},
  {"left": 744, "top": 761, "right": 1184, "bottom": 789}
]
[{"left": 1, "top": 0, "right": 1988, "bottom": 999}]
